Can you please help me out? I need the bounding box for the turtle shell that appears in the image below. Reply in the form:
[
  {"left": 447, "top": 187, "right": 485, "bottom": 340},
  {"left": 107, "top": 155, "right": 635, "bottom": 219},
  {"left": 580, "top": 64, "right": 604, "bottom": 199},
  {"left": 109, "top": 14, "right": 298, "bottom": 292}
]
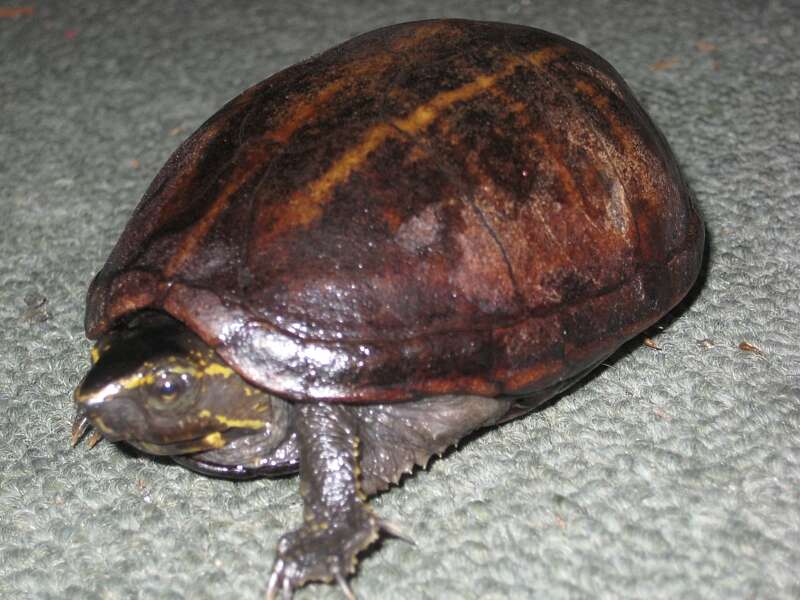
[{"left": 85, "top": 19, "right": 704, "bottom": 403}]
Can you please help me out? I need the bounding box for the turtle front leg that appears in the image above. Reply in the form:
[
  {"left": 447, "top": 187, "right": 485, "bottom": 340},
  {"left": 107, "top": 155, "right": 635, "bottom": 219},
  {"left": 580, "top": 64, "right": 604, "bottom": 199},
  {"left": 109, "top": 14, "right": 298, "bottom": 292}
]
[{"left": 266, "top": 402, "right": 378, "bottom": 599}]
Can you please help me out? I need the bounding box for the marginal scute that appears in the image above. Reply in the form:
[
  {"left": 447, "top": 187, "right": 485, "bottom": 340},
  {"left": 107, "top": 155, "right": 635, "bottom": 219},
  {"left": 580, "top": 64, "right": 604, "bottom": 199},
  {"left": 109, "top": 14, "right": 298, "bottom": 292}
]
[{"left": 84, "top": 19, "right": 704, "bottom": 403}]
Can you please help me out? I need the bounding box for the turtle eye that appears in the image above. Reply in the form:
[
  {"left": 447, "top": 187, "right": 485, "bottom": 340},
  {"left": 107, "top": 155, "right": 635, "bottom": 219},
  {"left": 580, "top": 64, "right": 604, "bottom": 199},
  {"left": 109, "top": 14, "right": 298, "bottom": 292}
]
[{"left": 153, "top": 371, "right": 188, "bottom": 402}]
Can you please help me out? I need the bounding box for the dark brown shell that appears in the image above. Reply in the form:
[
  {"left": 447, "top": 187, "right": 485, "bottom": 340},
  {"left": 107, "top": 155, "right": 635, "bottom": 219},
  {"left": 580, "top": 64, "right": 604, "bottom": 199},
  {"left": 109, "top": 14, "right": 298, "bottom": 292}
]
[{"left": 85, "top": 19, "right": 704, "bottom": 403}]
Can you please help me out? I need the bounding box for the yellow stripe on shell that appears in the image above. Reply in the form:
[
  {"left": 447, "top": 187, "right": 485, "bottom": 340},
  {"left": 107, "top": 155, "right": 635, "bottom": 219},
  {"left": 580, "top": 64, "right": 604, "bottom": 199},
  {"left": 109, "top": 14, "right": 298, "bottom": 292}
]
[{"left": 256, "top": 45, "right": 569, "bottom": 244}]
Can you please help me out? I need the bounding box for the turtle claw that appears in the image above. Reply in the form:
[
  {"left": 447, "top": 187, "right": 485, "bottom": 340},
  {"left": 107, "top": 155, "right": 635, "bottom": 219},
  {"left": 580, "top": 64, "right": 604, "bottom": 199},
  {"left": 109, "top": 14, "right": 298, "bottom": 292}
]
[
  {"left": 71, "top": 413, "right": 103, "bottom": 448},
  {"left": 283, "top": 577, "right": 292, "bottom": 600},
  {"left": 265, "top": 561, "right": 283, "bottom": 600},
  {"left": 71, "top": 414, "right": 90, "bottom": 447},
  {"left": 87, "top": 429, "right": 103, "bottom": 448},
  {"left": 266, "top": 563, "right": 358, "bottom": 600},
  {"left": 379, "top": 519, "right": 415, "bottom": 546},
  {"left": 334, "top": 569, "right": 357, "bottom": 600},
  {"left": 265, "top": 560, "right": 296, "bottom": 600},
  {"left": 264, "top": 562, "right": 300, "bottom": 600}
]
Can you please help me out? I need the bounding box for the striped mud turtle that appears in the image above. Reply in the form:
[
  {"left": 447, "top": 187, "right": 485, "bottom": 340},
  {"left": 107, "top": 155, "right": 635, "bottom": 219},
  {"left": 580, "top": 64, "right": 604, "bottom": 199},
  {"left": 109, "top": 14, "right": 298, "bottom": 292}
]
[{"left": 73, "top": 19, "right": 704, "bottom": 598}]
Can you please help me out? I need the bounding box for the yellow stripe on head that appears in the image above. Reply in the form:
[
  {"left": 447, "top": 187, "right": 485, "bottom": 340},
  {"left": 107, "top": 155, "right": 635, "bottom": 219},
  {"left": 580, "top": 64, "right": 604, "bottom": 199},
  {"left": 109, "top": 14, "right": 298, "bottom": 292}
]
[
  {"left": 202, "top": 432, "right": 227, "bottom": 448},
  {"left": 203, "top": 363, "right": 235, "bottom": 378},
  {"left": 119, "top": 372, "right": 156, "bottom": 390},
  {"left": 213, "top": 415, "right": 265, "bottom": 430}
]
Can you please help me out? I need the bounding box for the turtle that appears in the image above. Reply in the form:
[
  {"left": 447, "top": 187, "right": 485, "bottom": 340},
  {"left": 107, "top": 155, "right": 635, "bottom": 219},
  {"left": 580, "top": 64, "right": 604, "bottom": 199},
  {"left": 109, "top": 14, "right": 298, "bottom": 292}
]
[{"left": 72, "top": 18, "right": 704, "bottom": 599}]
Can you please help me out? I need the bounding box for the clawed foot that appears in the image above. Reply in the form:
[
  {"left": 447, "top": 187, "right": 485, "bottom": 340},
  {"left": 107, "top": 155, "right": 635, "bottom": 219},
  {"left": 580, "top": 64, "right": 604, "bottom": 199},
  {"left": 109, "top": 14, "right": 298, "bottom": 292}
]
[
  {"left": 265, "top": 507, "right": 380, "bottom": 600},
  {"left": 265, "top": 513, "right": 416, "bottom": 599},
  {"left": 267, "top": 557, "right": 356, "bottom": 600}
]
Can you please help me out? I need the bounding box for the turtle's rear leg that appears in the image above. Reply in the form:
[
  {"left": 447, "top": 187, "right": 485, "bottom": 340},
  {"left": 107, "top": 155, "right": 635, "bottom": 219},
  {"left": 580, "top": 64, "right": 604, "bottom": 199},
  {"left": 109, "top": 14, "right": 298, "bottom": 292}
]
[{"left": 355, "top": 395, "right": 514, "bottom": 495}]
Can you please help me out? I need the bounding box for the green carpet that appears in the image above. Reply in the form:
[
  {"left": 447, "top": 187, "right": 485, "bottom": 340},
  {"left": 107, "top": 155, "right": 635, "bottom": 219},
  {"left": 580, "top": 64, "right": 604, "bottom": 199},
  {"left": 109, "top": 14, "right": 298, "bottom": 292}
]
[{"left": 1, "top": 1, "right": 798, "bottom": 598}]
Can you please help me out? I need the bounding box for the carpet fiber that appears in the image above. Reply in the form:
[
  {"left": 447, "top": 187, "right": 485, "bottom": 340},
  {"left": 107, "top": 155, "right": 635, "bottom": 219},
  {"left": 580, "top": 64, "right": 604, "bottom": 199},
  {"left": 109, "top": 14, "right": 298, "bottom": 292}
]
[{"left": 1, "top": 1, "right": 798, "bottom": 599}]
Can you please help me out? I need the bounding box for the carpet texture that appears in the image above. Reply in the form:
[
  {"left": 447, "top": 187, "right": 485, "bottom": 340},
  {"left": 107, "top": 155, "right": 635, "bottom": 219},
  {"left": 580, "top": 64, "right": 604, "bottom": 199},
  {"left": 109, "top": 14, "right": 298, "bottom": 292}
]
[{"left": 1, "top": 1, "right": 798, "bottom": 599}]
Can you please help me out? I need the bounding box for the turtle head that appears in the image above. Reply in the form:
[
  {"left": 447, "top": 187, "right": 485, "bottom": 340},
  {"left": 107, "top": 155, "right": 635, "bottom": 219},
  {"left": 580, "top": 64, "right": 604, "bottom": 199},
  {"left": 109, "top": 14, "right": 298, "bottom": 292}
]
[{"left": 73, "top": 313, "right": 291, "bottom": 458}]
